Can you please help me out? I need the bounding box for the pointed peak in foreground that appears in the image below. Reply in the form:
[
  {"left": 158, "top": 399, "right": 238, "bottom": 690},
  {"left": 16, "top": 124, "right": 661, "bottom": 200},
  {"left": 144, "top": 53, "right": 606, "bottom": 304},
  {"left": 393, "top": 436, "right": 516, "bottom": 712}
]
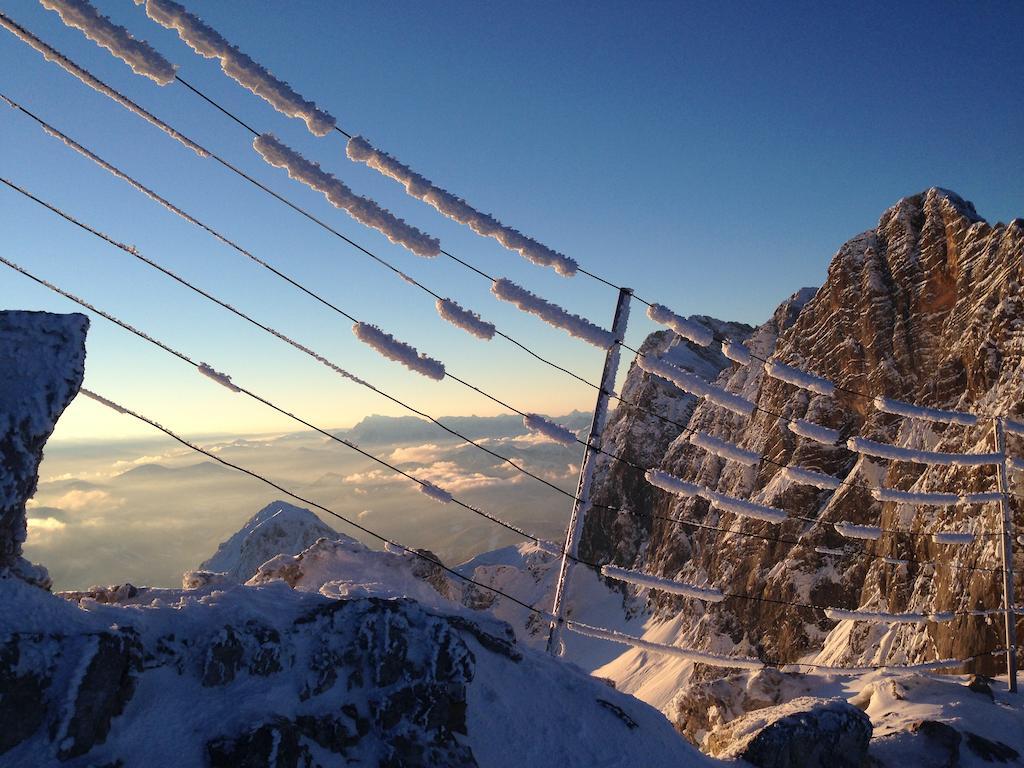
[{"left": 197, "top": 501, "right": 346, "bottom": 582}]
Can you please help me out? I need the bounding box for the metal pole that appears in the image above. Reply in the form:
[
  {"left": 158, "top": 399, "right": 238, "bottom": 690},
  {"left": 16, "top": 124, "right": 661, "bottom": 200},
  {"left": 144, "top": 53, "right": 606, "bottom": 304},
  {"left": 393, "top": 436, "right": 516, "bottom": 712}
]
[
  {"left": 546, "top": 286, "right": 632, "bottom": 655},
  {"left": 994, "top": 416, "right": 1018, "bottom": 692}
]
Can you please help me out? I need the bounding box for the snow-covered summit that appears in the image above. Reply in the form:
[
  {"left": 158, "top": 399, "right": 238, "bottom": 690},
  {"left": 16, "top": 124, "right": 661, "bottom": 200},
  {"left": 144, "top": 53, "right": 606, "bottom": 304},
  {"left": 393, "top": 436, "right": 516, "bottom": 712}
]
[{"left": 196, "top": 501, "right": 342, "bottom": 582}]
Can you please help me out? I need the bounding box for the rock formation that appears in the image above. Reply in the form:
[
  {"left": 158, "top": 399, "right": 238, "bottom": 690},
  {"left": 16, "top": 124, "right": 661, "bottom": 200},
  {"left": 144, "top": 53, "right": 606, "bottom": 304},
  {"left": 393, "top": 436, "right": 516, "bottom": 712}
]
[
  {"left": 0, "top": 310, "right": 88, "bottom": 588},
  {"left": 582, "top": 189, "right": 1024, "bottom": 684}
]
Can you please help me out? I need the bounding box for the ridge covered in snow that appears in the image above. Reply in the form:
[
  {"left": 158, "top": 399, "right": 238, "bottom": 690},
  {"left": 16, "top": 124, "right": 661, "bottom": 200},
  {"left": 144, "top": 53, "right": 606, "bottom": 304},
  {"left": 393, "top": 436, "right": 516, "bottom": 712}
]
[{"left": 197, "top": 500, "right": 341, "bottom": 582}]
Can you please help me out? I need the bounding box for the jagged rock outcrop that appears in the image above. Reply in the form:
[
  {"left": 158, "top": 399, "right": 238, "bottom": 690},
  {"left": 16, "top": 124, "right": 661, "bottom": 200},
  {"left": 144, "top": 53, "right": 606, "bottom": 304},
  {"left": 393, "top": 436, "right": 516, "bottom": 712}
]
[
  {"left": 0, "top": 311, "right": 88, "bottom": 588},
  {"left": 583, "top": 189, "right": 1023, "bottom": 684}
]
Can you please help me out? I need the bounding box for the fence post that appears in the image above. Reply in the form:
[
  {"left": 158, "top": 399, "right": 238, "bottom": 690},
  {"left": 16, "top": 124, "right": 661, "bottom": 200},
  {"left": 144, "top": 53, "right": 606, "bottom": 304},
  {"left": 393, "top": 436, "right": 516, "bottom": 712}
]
[
  {"left": 994, "top": 416, "right": 1018, "bottom": 693},
  {"left": 546, "top": 286, "right": 632, "bottom": 655}
]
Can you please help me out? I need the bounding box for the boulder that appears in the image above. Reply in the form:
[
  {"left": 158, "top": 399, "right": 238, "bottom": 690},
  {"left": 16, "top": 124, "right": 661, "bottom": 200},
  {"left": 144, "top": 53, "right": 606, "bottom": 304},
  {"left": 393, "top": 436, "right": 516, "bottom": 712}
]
[{"left": 705, "top": 696, "right": 872, "bottom": 767}]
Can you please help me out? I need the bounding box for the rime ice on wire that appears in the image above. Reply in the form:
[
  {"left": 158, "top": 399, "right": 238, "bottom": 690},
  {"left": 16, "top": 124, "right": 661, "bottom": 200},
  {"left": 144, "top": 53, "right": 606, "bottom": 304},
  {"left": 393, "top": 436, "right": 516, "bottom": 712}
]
[
  {"left": 347, "top": 136, "right": 578, "bottom": 276},
  {"left": 134, "top": 0, "right": 336, "bottom": 134},
  {"left": 41, "top": 0, "right": 176, "bottom": 84},
  {"left": 254, "top": 134, "right": 440, "bottom": 257}
]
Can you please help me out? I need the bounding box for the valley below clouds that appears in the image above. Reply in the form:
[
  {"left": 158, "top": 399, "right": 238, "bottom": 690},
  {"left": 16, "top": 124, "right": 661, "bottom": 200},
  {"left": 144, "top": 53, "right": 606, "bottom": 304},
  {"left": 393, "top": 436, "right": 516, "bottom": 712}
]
[{"left": 26, "top": 411, "right": 589, "bottom": 590}]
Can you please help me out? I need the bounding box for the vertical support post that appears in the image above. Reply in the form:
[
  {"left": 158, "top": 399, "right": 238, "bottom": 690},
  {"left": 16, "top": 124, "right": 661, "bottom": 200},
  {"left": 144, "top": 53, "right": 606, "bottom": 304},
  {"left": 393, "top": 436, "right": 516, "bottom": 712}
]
[
  {"left": 995, "top": 417, "right": 1018, "bottom": 693},
  {"left": 546, "top": 287, "right": 632, "bottom": 655}
]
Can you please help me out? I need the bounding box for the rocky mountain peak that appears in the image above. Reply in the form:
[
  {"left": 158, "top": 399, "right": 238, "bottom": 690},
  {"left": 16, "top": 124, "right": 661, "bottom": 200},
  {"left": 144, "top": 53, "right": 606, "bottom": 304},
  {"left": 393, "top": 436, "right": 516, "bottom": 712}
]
[{"left": 582, "top": 188, "right": 1023, "bottom": 690}]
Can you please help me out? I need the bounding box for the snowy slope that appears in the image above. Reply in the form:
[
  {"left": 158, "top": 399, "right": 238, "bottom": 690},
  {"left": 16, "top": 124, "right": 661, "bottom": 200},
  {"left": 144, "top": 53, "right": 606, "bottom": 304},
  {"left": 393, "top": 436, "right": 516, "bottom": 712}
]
[
  {"left": 197, "top": 501, "right": 341, "bottom": 582},
  {"left": 457, "top": 541, "right": 650, "bottom": 671},
  {"left": 0, "top": 571, "right": 715, "bottom": 767}
]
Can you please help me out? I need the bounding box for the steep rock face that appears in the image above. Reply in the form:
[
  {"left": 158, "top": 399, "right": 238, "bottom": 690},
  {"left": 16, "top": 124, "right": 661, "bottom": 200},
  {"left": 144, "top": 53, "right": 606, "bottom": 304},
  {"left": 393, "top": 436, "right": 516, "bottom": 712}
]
[
  {"left": 580, "top": 316, "right": 755, "bottom": 569},
  {"left": 0, "top": 311, "right": 88, "bottom": 586},
  {"left": 583, "top": 189, "right": 1024, "bottom": 682}
]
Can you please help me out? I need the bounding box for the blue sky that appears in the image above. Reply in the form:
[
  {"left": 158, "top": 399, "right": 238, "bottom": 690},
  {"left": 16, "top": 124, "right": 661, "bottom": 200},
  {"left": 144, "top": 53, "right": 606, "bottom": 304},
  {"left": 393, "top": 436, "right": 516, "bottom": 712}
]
[{"left": 1, "top": 0, "right": 1021, "bottom": 440}]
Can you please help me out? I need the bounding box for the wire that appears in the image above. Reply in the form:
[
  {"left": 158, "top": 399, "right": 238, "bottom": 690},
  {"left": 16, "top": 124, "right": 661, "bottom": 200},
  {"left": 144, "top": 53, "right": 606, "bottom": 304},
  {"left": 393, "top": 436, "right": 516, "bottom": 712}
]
[
  {"left": 0, "top": 252, "right": 551, "bottom": 543},
  {"left": 7, "top": 18, "right": 1016, "bottom": 655},
  {"left": 616, "top": 339, "right": 1019, "bottom": 504},
  {"left": 564, "top": 551, "right": 1003, "bottom": 618},
  {"left": 10, "top": 36, "right": 1009, "bottom": 509},
  {"left": 2, "top": 92, "right": 644, "bottom": 418},
  {"left": 0, "top": 180, "right": 1007, "bottom": 551},
  {"left": 170, "top": 69, "right": 979, "bottom": 419},
  {"left": 7, "top": 11, "right": 1006, "bottom": 444},
  {"left": 602, "top": 507, "right": 1007, "bottom": 575}
]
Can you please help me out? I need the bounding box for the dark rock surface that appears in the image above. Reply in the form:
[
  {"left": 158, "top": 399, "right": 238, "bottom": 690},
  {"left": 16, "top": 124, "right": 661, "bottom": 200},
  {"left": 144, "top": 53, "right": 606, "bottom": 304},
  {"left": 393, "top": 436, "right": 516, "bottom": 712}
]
[
  {"left": 705, "top": 696, "right": 872, "bottom": 767},
  {"left": 0, "top": 311, "right": 88, "bottom": 586}
]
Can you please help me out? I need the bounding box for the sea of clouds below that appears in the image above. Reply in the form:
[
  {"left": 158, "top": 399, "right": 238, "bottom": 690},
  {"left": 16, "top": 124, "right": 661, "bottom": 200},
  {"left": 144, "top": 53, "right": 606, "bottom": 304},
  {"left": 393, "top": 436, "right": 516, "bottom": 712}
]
[{"left": 25, "top": 412, "right": 590, "bottom": 591}]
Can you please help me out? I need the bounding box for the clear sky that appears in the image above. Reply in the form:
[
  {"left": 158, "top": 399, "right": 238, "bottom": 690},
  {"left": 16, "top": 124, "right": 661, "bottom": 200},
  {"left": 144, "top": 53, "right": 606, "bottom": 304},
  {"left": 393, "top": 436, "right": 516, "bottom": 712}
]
[{"left": 2, "top": 0, "right": 1021, "bottom": 441}]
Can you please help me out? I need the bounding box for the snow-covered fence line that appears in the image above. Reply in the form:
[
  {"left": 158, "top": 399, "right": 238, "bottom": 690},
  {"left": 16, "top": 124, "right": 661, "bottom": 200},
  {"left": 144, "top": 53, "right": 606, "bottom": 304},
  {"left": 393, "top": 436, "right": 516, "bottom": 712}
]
[
  {"left": 636, "top": 355, "right": 755, "bottom": 417},
  {"left": 491, "top": 278, "right": 613, "bottom": 348},
  {"left": 134, "top": 0, "right": 336, "bottom": 135},
  {"left": 847, "top": 436, "right": 1003, "bottom": 466},
  {"left": 347, "top": 137, "right": 578, "bottom": 277},
  {"left": 54, "top": 0, "right": 582, "bottom": 278},
  {"left": 254, "top": 134, "right": 441, "bottom": 258}
]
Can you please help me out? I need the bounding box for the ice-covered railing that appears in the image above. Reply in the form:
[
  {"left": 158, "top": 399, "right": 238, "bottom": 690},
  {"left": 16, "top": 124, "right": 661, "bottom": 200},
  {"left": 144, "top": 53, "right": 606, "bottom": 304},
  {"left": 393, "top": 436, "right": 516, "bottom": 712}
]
[
  {"left": 636, "top": 355, "right": 754, "bottom": 417},
  {"left": 133, "top": 0, "right": 336, "bottom": 135},
  {"left": 646, "top": 307, "right": 995, "bottom": 431},
  {"left": 823, "top": 608, "right": 955, "bottom": 624},
  {"left": 347, "top": 137, "right": 578, "bottom": 277},
  {"left": 781, "top": 658, "right": 967, "bottom": 676},
  {"left": 40, "top": 0, "right": 176, "bottom": 84},
  {"left": 522, "top": 414, "right": 578, "bottom": 446},
  {"left": 643, "top": 469, "right": 786, "bottom": 523},
  {"left": 0, "top": 13, "right": 206, "bottom": 156},
  {"left": 847, "top": 436, "right": 1003, "bottom": 467},
  {"left": 0, "top": 69, "right": 603, "bottom": 456},
  {"left": 600, "top": 565, "right": 725, "bottom": 602},
  {"left": 253, "top": 134, "right": 441, "bottom": 258},
  {"left": 566, "top": 622, "right": 764, "bottom": 670},
  {"left": 490, "top": 278, "right": 613, "bottom": 349},
  {"left": 7, "top": 14, "right": 612, "bottom": 366},
  {"left": 41, "top": 0, "right": 1013, "bottom": 465},
  {"left": 114, "top": 0, "right": 577, "bottom": 276},
  {"left": 688, "top": 431, "right": 761, "bottom": 466},
  {"left": 633, "top": 343, "right": 1007, "bottom": 514},
  {"left": 566, "top": 618, "right": 980, "bottom": 674}
]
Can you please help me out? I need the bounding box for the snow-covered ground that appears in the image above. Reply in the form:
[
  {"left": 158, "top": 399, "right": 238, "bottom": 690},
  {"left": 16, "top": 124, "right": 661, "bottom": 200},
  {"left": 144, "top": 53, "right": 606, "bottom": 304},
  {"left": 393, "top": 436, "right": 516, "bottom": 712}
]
[{"left": 1, "top": 509, "right": 715, "bottom": 767}]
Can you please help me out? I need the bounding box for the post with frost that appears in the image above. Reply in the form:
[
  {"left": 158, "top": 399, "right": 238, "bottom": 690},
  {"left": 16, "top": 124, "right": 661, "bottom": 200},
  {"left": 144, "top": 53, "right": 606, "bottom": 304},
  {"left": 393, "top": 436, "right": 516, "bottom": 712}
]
[
  {"left": 994, "top": 417, "right": 1018, "bottom": 692},
  {"left": 546, "top": 287, "right": 632, "bottom": 654}
]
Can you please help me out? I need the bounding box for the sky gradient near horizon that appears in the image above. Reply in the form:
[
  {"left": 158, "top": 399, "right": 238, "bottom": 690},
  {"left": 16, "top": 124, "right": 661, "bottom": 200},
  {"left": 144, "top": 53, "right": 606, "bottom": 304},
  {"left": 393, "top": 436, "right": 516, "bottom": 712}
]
[{"left": 2, "top": 0, "right": 1022, "bottom": 441}]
